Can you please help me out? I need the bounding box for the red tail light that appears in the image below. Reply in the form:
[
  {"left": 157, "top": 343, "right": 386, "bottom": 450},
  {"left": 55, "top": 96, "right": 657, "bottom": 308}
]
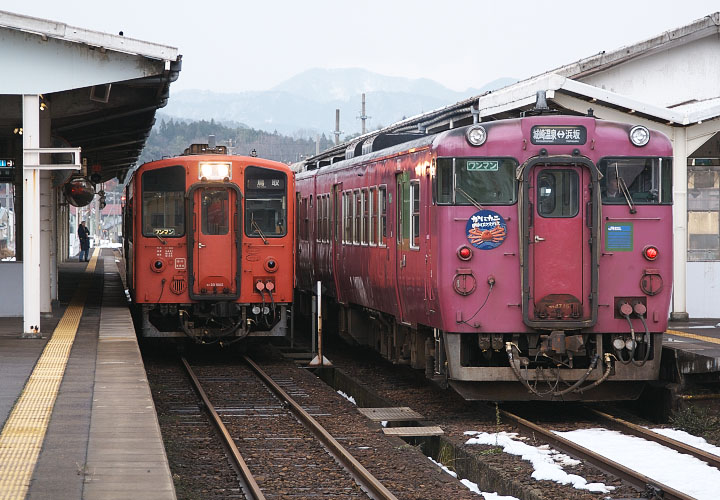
[
  {"left": 458, "top": 246, "right": 473, "bottom": 261},
  {"left": 643, "top": 245, "right": 658, "bottom": 261}
]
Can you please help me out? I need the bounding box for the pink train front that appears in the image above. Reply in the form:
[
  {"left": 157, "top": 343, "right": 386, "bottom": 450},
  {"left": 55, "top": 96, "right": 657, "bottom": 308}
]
[{"left": 295, "top": 113, "right": 673, "bottom": 401}]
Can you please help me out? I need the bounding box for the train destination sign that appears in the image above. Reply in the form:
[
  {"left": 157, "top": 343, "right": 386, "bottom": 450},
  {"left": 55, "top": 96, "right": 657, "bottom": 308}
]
[
  {"left": 247, "top": 178, "right": 285, "bottom": 190},
  {"left": 531, "top": 125, "right": 587, "bottom": 145}
]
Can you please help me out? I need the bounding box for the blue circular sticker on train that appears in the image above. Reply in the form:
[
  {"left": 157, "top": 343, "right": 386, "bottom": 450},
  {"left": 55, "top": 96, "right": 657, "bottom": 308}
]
[{"left": 466, "top": 210, "right": 507, "bottom": 250}]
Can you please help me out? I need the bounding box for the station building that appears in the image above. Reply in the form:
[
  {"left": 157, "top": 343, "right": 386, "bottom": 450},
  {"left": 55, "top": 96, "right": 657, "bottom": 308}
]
[{"left": 0, "top": 10, "right": 180, "bottom": 334}]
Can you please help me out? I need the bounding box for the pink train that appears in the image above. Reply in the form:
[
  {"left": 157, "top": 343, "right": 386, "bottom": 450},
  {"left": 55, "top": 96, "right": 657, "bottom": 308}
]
[{"left": 294, "top": 110, "right": 673, "bottom": 401}]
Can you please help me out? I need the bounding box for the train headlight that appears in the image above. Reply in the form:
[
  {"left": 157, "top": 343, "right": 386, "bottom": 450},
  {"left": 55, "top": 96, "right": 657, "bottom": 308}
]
[
  {"left": 465, "top": 125, "right": 487, "bottom": 146},
  {"left": 629, "top": 126, "right": 650, "bottom": 147},
  {"left": 199, "top": 162, "right": 231, "bottom": 181}
]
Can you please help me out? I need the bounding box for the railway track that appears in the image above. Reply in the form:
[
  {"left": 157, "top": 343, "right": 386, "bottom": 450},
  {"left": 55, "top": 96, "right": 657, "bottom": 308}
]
[
  {"left": 181, "top": 355, "right": 398, "bottom": 500},
  {"left": 498, "top": 407, "right": 704, "bottom": 500}
]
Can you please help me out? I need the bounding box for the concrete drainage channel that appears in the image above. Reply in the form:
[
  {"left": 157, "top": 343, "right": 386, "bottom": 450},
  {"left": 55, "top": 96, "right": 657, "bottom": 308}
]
[{"left": 312, "top": 366, "right": 540, "bottom": 500}]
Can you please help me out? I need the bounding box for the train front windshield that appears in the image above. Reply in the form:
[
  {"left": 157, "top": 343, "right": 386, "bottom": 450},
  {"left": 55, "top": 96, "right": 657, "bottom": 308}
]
[
  {"left": 141, "top": 165, "right": 185, "bottom": 237},
  {"left": 599, "top": 157, "right": 673, "bottom": 204},
  {"left": 245, "top": 166, "right": 288, "bottom": 237},
  {"left": 436, "top": 158, "right": 518, "bottom": 205}
]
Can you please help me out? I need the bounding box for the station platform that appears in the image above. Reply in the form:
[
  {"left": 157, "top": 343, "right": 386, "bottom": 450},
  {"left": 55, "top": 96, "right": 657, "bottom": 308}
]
[
  {"left": 0, "top": 249, "right": 175, "bottom": 500},
  {"left": 663, "top": 319, "right": 720, "bottom": 385}
]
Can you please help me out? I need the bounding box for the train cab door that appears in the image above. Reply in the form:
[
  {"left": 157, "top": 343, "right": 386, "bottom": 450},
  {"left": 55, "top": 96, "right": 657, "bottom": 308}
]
[
  {"left": 331, "top": 183, "right": 343, "bottom": 303},
  {"left": 394, "top": 170, "right": 408, "bottom": 323},
  {"left": 523, "top": 159, "right": 599, "bottom": 327},
  {"left": 188, "top": 184, "right": 242, "bottom": 299}
]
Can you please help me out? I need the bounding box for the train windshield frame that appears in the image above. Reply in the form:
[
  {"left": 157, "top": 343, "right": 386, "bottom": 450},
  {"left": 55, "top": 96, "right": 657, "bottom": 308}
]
[
  {"left": 244, "top": 166, "right": 288, "bottom": 238},
  {"left": 598, "top": 157, "right": 673, "bottom": 204},
  {"left": 141, "top": 165, "right": 186, "bottom": 238},
  {"left": 435, "top": 157, "right": 518, "bottom": 205}
]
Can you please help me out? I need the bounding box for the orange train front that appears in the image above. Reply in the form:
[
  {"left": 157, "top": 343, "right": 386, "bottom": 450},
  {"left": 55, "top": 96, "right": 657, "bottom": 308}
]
[{"left": 123, "top": 143, "right": 294, "bottom": 343}]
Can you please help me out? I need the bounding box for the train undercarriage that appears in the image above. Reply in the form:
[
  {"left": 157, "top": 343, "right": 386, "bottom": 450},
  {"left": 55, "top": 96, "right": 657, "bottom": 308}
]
[
  {"left": 305, "top": 296, "right": 661, "bottom": 401},
  {"left": 136, "top": 302, "right": 288, "bottom": 343}
]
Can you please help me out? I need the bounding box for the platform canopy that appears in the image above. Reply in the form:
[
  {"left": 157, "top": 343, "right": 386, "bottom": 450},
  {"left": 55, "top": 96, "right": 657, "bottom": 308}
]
[{"left": 0, "top": 10, "right": 181, "bottom": 182}]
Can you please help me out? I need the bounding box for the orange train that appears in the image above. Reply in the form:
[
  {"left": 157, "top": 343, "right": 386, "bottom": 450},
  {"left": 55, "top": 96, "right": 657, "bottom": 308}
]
[{"left": 123, "top": 143, "right": 294, "bottom": 343}]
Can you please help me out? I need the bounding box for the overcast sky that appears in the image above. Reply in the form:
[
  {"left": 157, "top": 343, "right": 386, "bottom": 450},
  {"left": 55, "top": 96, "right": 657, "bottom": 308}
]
[{"left": 5, "top": 2, "right": 720, "bottom": 93}]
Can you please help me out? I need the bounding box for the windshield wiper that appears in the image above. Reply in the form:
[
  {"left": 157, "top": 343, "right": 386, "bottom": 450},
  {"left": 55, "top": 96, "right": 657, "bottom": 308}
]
[
  {"left": 614, "top": 167, "right": 637, "bottom": 214},
  {"left": 251, "top": 219, "right": 268, "bottom": 245},
  {"left": 153, "top": 232, "right": 167, "bottom": 245},
  {"left": 455, "top": 185, "right": 484, "bottom": 211}
]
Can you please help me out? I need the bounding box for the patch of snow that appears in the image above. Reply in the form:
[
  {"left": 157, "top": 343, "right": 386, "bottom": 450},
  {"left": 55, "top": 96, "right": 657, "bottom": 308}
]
[
  {"left": 556, "top": 428, "right": 720, "bottom": 500},
  {"left": 427, "top": 456, "right": 520, "bottom": 499},
  {"left": 336, "top": 390, "right": 356, "bottom": 405},
  {"left": 464, "top": 431, "right": 613, "bottom": 493}
]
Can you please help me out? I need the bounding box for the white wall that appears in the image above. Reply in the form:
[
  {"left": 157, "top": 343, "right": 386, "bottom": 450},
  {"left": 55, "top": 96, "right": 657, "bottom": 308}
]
[
  {"left": 580, "top": 36, "right": 720, "bottom": 108},
  {"left": 687, "top": 261, "right": 720, "bottom": 318},
  {"left": 0, "top": 263, "right": 23, "bottom": 316}
]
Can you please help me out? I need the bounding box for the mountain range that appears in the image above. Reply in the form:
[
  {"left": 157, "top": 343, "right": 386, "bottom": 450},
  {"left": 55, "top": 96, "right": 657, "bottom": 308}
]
[{"left": 162, "top": 68, "right": 516, "bottom": 139}]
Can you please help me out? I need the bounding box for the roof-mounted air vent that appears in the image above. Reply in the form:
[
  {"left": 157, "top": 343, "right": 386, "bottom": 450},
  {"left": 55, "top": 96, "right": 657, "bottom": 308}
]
[
  {"left": 361, "top": 133, "right": 425, "bottom": 156},
  {"left": 345, "top": 140, "right": 363, "bottom": 160}
]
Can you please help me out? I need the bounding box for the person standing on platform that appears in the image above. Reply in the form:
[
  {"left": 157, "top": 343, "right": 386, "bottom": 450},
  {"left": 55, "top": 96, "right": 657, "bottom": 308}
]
[{"left": 78, "top": 220, "right": 90, "bottom": 262}]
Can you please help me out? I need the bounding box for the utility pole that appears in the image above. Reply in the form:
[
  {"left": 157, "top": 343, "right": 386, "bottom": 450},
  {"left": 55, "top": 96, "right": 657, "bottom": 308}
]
[
  {"left": 357, "top": 93, "right": 370, "bottom": 135},
  {"left": 334, "top": 109, "right": 342, "bottom": 146}
]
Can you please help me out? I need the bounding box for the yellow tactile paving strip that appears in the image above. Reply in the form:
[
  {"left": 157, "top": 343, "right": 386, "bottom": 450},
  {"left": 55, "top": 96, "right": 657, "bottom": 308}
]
[
  {"left": 666, "top": 329, "right": 720, "bottom": 345},
  {"left": 0, "top": 248, "right": 99, "bottom": 500}
]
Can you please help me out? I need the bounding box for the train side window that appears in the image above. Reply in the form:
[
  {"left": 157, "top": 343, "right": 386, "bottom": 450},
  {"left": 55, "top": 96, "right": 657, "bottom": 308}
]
[
  {"left": 537, "top": 169, "right": 579, "bottom": 218},
  {"left": 435, "top": 159, "right": 453, "bottom": 204},
  {"left": 126, "top": 197, "right": 133, "bottom": 243},
  {"left": 324, "top": 194, "right": 329, "bottom": 243},
  {"left": 362, "top": 188, "right": 369, "bottom": 245},
  {"left": 410, "top": 180, "right": 420, "bottom": 249},
  {"left": 378, "top": 185, "right": 387, "bottom": 246},
  {"left": 141, "top": 165, "right": 185, "bottom": 238},
  {"left": 343, "top": 191, "right": 351, "bottom": 244},
  {"left": 315, "top": 195, "right": 323, "bottom": 241},
  {"left": 354, "top": 189, "right": 361, "bottom": 244},
  {"left": 370, "top": 186, "right": 377, "bottom": 245},
  {"left": 324, "top": 194, "right": 329, "bottom": 242},
  {"left": 245, "top": 166, "right": 287, "bottom": 237}
]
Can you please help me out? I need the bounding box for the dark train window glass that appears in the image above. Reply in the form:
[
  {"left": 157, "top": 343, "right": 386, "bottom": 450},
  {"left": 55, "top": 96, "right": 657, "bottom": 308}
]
[
  {"left": 245, "top": 166, "right": 287, "bottom": 237},
  {"left": 362, "top": 189, "right": 369, "bottom": 245},
  {"left": 436, "top": 158, "right": 518, "bottom": 205},
  {"left": 141, "top": 165, "right": 185, "bottom": 237},
  {"left": 410, "top": 180, "right": 420, "bottom": 248},
  {"left": 369, "top": 187, "right": 377, "bottom": 246},
  {"left": 201, "top": 188, "right": 229, "bottom": 235},
  {"left": 354, "top": 189, "right": 361, "bottom": 244},
  {"left": 316, "top": 195, "right": 322, "bottom": 242},
  {"left": 378, "top": 185, "right": 387, "bottom": 245},
  {"left": 436, "top": 159, "right": 453, "bottom": 204},
  {"left": 599, "top": 157, "right": 672, "bottom": 204},
  {"left": 537, "top": 169, "right": 579, "bottom": 218}
]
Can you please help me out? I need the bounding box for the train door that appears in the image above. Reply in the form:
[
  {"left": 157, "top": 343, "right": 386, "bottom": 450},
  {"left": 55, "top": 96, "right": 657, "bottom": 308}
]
[
  {"left": 524, "top": 160, "right": 598, "bottom": 327},
  {"left": 188, "top": 184, "right": 241, "bottom": 299}
]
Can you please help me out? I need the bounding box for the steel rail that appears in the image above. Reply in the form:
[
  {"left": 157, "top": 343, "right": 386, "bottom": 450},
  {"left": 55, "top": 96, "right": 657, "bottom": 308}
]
[
  {"left": 588, "top": 408, "right": 720, "bottom": 470},
  {"left": 242, "top": 355, "right": 399, "bottom": 500},
  {"left": 180, "top": 357, "right": 267, "bottom": 500},
  {"left": 499, "top": 408, "right": 695, "bottom": 500}
]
